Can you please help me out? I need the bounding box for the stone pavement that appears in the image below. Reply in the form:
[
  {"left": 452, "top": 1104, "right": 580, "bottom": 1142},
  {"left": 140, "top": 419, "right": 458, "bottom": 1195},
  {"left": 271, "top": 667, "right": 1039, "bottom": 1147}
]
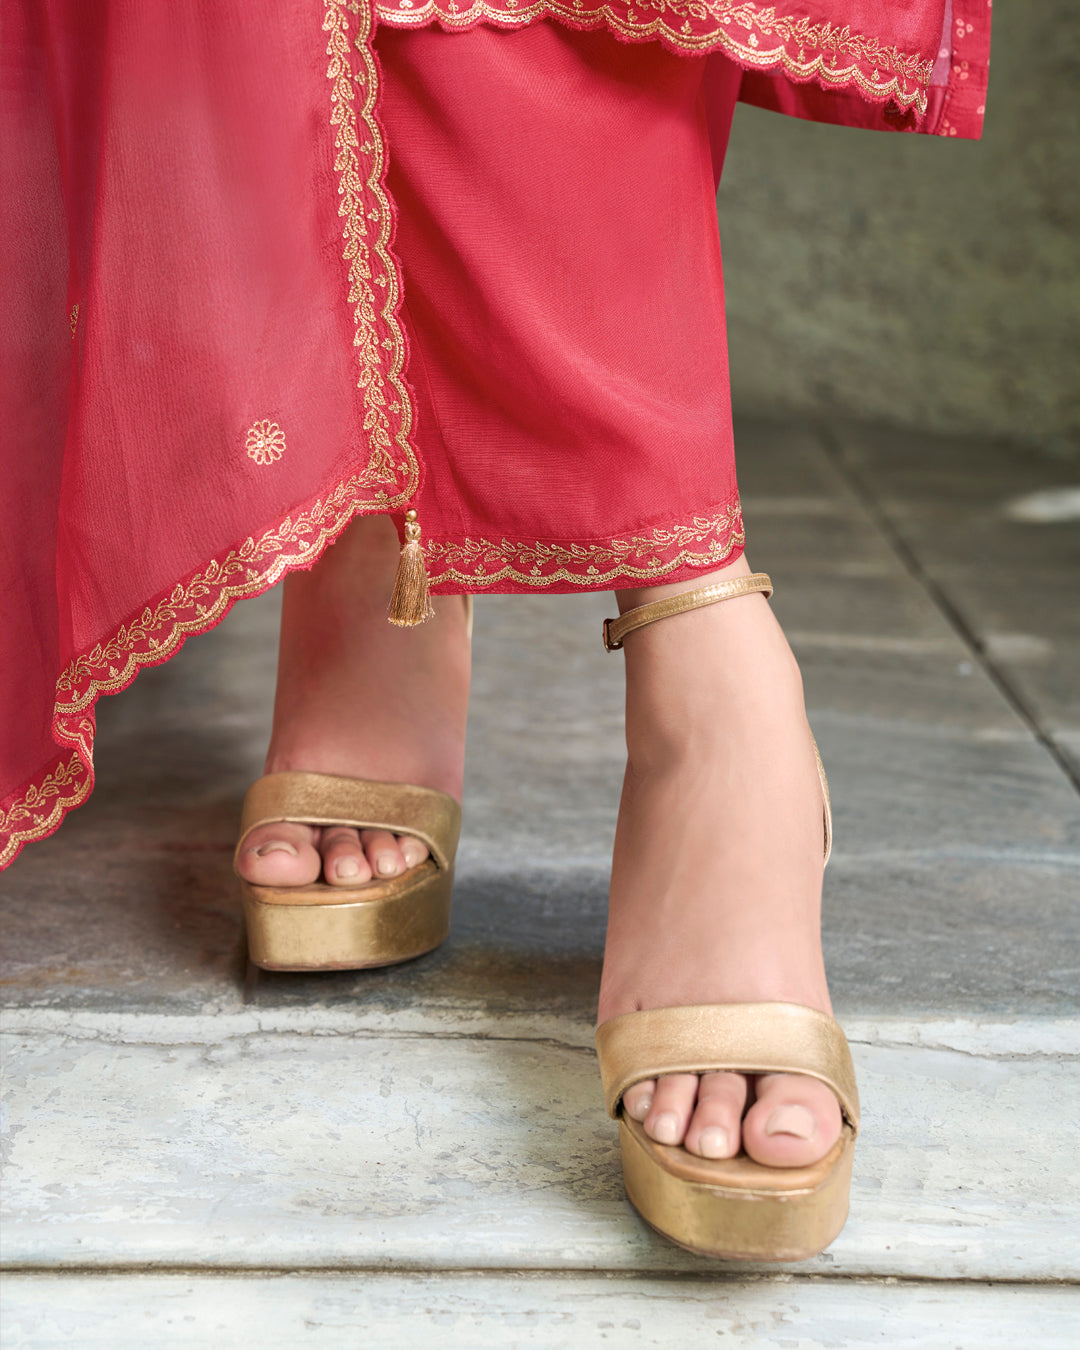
[{"left": 3, "top": 420, "right": 1078, "bottom": 1347}]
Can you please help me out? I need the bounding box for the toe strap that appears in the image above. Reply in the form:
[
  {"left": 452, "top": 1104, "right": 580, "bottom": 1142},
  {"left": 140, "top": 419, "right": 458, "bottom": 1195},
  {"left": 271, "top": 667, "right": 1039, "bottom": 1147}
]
[
  {"left": 234, "top": 772, "right": 462, "bottom": 874},
  {"left": 595, "top": 1002, "right": 859, "bottom": 1132}
]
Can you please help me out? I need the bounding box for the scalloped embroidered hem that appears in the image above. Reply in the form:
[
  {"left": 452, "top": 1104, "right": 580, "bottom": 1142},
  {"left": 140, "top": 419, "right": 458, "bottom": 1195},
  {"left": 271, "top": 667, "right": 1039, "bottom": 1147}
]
[
  {"left": 425, "top": 496, "right": 746, "bottom": 592},
  {"left": 0, "top": 477, "right": 396, "bottom": 870},
  {"left": 377, "top": 0, "right": 933, "bottom": 107},
  {"left": 374, "top": 0, "right": 991, "bottom": 141},
  {"left": 0, "top": 488, "right": 745, "bottom": 867}
]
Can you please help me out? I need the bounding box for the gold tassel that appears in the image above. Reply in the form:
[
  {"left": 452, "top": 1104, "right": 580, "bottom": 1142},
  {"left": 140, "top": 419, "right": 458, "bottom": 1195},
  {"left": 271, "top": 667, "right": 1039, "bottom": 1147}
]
[{"left": 388, "top": 509, "right": 434, "bottom": 626}]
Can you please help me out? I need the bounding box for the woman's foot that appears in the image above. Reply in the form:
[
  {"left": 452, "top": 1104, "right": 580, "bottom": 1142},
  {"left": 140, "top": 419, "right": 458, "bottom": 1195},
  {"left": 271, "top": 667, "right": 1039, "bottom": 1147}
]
[
  {"left": 597, "top": 556, "right": 842, "bottom": 1169},
  {"left": 236, "top": 514, "right": 471, "bottom": 888}
]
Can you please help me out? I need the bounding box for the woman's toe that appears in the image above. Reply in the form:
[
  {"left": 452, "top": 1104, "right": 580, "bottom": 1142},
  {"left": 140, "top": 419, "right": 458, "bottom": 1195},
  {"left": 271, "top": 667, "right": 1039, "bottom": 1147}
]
[
  {"left": 643, "top": 1073, "right": 699, "bottom": 1146},
  {"left": 623, "top": 1080, "right": 656, "bottom": 1122},
  {"left": 359, "top": 828, "right": 408, "bottom": 879},
  {"left": 683, "top": 1071, "right": 748, "bottom": 1159},
  {"left": 396, "top": 833, "right": 431, "bottom": 870},
  {"left": 238, "top": 822, "right": 321, "bottom": 886},
  {"left": 741, "top": 1073, "right": 842, "bottom": 1168},
  {"left": 321, "top": 826, "right": 372, "bottom": 885}
]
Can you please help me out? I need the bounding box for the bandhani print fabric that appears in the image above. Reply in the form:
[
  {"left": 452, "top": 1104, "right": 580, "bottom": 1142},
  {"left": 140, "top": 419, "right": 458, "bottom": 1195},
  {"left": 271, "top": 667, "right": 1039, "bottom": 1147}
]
[{"left": 0, "top": 0, "right": 990, "bottom": 864}]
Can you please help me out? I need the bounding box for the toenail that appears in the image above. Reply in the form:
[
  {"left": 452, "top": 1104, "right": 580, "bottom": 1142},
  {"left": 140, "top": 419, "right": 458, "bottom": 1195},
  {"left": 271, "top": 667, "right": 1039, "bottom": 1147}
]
[
  {"left": 254, "top": 841, "right": 298, "bottom": 858},
  {"left": 697, "top": 1126, "right": 731, "bottom": 1158},
  {"left": 376, "top": 855, "right": 399, "bottom": 876},
  {"left": 401, "top": 844, "right": 425, "bottom": 867},
  {"left": 626, "top": 1094, "right": 653, "bottom": 1121},
  {"left": 650, "top": 1112, "right": 681, "bottom": 1145},
  {"left": 764, "top": 1104, "right": 816, "bottom": 1139},
  {"left": 335, "top": 857, "right": 361, "bottom": 880}
]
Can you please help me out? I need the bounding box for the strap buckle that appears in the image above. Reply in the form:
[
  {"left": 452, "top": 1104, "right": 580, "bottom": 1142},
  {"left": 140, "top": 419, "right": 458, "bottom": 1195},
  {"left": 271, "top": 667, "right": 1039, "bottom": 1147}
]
[{"left": 602, "top": 617, "right": 622, "bottom": 652}]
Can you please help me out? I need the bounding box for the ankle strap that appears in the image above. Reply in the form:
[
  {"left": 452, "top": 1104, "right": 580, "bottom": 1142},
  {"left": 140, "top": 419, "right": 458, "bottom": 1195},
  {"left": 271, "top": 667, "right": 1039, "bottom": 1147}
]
[{"left": 603, "top": 573, "right": 774, "bottom": 651}]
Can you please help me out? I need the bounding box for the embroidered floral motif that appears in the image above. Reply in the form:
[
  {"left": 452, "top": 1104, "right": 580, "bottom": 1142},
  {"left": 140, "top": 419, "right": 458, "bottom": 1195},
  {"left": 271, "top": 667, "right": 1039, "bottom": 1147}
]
[
  {"left": 69, "top": 303, "right": 79, "bottom": 338},
  {"left": 245, "top": 419, "right": 287, "bottom": 465},
  {"left": 375, "top": 0, "right": 935, "bottom": 113}
]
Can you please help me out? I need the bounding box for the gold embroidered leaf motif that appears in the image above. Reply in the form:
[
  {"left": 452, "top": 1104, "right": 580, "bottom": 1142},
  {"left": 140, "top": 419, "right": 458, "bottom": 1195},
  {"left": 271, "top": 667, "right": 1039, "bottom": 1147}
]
[
  {"left": 424, "top": 497, "right": 746, "bottom": 587},
  {"left": 0, "top": 754, "right": 86, "bottom": 832},
  {"left": 323, "top": 0, "right": 419, "bottom": 505},
  {"left": 245, "top": 420, "right": 287, "bottom": 465},
  {"left": 373, "top": 0, "right": 934, "bottom": 113}
]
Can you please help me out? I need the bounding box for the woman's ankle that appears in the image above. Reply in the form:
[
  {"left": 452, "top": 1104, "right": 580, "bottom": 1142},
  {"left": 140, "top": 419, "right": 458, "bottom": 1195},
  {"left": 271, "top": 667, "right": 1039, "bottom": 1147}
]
[
  {"left": 263, "top": 517, "right": 471, "bottom": 797},
  {"left": 618, "top": 564, "right": 808, "bottom": 774}
]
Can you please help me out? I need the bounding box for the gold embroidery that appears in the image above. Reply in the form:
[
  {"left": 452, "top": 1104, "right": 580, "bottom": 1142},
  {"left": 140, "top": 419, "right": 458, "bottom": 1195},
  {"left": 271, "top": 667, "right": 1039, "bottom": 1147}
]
[
  {"left": 323, "top": 0, "right": 418, "bottom": 499},
  {"left": 425, "top": 500, "right": 745, "bottom": 587},
  {"left": 69, "top": 303, "right": 79, "bottom": 338},
  {"left": 0, "top": 752, "right": 92, "bottom": 867},
  {"left": 53, "top": 475, "right": 392, "bottom": 715},
  {"left": 245, "top": 419, "right": 287, "bottom": 465},
  {"left": 1, "top": 5, "right": 425, "bottom": 868},
  {"left": 375, "top": 0, "right": 933, "bottom": 113},
  {"left": 2, "top": 483, "right": 744, "bottom": 865}
]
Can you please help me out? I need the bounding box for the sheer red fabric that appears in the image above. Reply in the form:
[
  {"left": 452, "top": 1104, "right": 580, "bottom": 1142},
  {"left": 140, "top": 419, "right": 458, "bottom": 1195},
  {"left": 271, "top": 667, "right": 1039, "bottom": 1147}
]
[{"left": 0, "top": 0, "right": 990, "bottom": 864}]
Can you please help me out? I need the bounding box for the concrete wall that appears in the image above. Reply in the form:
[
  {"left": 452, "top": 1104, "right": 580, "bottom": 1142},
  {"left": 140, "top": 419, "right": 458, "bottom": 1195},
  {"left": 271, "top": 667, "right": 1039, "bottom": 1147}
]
[{"left": 718, "top": 0, "right": 1079, "bottom": 448}]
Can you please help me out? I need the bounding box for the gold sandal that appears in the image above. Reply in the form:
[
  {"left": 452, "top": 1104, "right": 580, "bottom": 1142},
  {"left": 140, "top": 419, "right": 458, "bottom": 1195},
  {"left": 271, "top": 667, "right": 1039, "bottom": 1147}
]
[
  {"left": 235, "top": 596, "right": 472, "bottom": 972},
  {"left": 235, "top": 772, "right": 462, "bottom": 971},
  {"left": 597, "top": 573, "right": 858, "bottom": 1261}
]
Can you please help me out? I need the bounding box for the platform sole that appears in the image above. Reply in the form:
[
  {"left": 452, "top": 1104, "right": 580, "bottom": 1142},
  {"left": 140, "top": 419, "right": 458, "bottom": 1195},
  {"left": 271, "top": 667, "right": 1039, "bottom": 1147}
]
[
  {"left": 241, "top": 861, "right": 452, "bottom": 971},
  {"left": 619, "top": 1115, "right": 854, "bottom": 1262}
]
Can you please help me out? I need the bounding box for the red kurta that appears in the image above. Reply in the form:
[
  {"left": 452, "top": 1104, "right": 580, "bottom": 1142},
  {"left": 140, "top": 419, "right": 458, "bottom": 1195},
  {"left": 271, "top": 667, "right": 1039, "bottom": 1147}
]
[{"left": 0, "top": 0, "right": 990, "bottom": 865}]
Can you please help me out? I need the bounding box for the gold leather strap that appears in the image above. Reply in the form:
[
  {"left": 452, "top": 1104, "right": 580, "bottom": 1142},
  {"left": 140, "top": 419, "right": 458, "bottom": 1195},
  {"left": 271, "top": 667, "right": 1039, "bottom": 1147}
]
[
  {"left": 234, "top": 772, "right": 462, "bottom": 874},
  {"left": 811, "top": 734, "right": 833, "bottom": 866},
  {"left": 595, "top": 1002, "right": 860, "bottom": 1131},
  {"left": 603, "top": 574, "right": 774, "bottom": 652}
]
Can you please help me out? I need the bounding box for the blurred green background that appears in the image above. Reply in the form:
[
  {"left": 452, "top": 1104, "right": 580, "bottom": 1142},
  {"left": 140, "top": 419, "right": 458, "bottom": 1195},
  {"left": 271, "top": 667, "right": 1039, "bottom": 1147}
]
[{"left": 719, "top": 0, "right": 1079, "bottom": 451}]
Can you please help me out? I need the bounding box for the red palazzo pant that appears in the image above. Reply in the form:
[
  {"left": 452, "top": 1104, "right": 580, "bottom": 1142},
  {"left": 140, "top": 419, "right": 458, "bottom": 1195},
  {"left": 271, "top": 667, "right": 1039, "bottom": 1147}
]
[{"left": 377, "top": 22, "right": 745, "bottom": 590}]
